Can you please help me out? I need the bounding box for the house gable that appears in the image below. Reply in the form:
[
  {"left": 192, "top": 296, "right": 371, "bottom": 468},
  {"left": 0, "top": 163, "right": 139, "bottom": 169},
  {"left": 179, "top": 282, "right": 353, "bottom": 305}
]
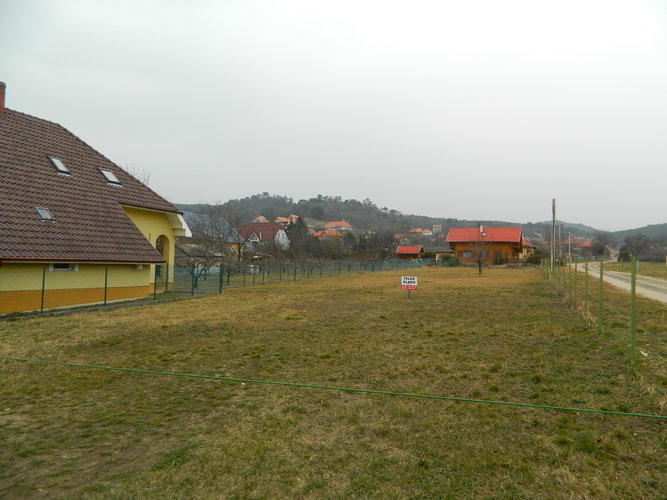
[{"left": 0, "top": 107, "right": 187, "bottom": 264}]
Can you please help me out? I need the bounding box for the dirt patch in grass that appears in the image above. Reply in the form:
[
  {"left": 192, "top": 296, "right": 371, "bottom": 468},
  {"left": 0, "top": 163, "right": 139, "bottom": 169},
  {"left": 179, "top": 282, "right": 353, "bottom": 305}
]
[{"left": 1, "top": 267, "right": 666, "bottom": 498}]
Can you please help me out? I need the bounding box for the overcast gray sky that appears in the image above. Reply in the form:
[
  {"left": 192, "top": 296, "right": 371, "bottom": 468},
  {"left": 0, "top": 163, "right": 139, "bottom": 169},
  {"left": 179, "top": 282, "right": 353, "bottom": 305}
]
[{"left": 3, "top": 0, "right": 666, "bottom": 231}]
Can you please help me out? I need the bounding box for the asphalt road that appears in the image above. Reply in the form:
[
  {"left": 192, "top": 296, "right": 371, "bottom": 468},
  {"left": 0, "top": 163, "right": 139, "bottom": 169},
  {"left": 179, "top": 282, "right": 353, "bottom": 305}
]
[{"left": 582, "top": 262, "right": 667, "bottom": 304}]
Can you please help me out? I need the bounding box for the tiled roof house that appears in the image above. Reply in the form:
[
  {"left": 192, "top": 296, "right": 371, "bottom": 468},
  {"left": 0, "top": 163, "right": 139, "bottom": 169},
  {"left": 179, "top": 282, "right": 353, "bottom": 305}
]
[
  {"left": 0, "top": 82, "right": 190, "bottom": 313},
  {"left": 445, "top": 226, "right": 523, "bottom": 263},
  {"left": 395, "top": 245, "right": 424, "bottom": 261},
  {"left": 238, "top": 222, "right": 290, "bottom": 249},
  {"left": 324, "top": 220, "right": 352, "bottom": 232}
]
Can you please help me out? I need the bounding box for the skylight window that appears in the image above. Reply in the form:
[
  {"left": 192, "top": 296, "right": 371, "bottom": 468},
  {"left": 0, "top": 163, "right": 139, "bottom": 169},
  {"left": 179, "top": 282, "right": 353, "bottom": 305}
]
[
  {"left": 36, "top": 207, "right": 55, "bottom": 221},
  {"left": 47, "top": 156, "right": 70, "bottom": 175},
  {"left": 99, "top": 168, "right": 121, "bottom": 185}
]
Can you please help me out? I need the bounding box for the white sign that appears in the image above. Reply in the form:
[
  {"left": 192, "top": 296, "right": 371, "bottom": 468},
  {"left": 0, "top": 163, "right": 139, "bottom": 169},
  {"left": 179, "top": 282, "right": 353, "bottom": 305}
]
[{"left": 401, "top": 276, "right": 418, "bottom": 290}]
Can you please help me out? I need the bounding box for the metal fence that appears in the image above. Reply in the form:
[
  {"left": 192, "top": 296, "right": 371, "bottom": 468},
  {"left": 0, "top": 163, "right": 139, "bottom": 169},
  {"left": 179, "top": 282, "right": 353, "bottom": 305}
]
[
  {"left": 172, "top": 258, "right": 459, "bottom": 295},
  {"left": 0, "top": 258, "right": 459, "bottom": 316},
  {"left": 542, "top": 256, "right": 667, "bottom": 374}
]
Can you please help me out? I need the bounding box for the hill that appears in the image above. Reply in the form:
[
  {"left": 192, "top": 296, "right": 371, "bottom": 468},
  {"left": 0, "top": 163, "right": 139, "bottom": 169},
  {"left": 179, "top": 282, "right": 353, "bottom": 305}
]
[
  {"left": 176, "top": 194, "right": 597, "bottom": 239},
  {"left": 613, "top": 223, "right": 667, "bottom": 243}
]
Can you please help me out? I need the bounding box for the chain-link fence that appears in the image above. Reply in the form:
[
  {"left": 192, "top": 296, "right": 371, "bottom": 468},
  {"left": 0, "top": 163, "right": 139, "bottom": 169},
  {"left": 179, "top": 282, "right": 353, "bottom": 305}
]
[
  {"left": 0, "top": 258, "right": 459, "bottom": 316},
  {"left": 172, "top": 258, "right": 459, "bottom": 294}
]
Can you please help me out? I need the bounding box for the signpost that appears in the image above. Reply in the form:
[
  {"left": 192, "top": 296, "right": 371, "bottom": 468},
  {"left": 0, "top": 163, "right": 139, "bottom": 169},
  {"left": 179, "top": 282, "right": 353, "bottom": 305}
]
[{"left": 401, "top": 276, "right": 418, "bottom": 298}]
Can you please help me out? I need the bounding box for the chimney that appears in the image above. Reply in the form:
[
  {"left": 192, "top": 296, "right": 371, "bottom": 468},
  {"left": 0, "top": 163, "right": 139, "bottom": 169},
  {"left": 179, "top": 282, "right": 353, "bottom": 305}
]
[{"left": 0, "top": 82, "right": 5, "bottom": 112}]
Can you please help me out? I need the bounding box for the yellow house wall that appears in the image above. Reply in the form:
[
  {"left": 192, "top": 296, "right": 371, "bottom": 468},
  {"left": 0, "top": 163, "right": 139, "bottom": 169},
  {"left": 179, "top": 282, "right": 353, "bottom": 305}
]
[
  {"left": 122, "top": 206, "right": 177, "bottom": 283},
  {"left": 0, "top": 263, "right": 153, "bottom": 314}
]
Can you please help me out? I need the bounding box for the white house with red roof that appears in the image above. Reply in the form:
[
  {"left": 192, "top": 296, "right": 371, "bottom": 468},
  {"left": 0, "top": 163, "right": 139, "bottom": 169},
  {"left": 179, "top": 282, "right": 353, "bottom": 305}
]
[
  {"left": 324, "top": 220, "right": 352, "bottom": 232},
  {"left": 239, "top": 222, "right": 290, "bottom": 249}
]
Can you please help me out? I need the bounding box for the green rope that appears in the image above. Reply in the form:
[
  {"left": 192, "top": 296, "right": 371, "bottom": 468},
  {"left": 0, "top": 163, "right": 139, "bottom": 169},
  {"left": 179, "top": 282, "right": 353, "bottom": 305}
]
[{"left": 2, "top": 356, "right": 666, "bottom": 420}]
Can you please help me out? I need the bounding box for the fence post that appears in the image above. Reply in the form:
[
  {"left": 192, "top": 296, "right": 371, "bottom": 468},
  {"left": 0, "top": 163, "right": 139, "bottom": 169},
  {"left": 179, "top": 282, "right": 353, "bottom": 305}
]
[
  {"left": 104, "top": 266, "right": 108, "bottom": 305},
  {"left": 630, "top": 255, "right": 637, "bottom": 370},
  {"left": 293, "top": 263, "right": 297, "bottom": 281},
  {"left": 584, "top": 258, "right": 588, "bottom": 316},
  {"left": 598, "top": 258, "right": 604, "bottom": 333},
  {"left": 568, "top": 258, "right": 572, "bottom": 299},
  {"left": 40, "top": 265, "right": 46, "bottom": 313},
  {"left": 573, "top": 259, "right": 577, "bottom": 307},
  {"left": 219, "top": 263, "right": 224, "bottom": 293},
  {"left": 191, "top": 264, "right": 195, "bottom": 297},
  {"left": 279, "top": 264, "right": 282, "bottom": 282},
  {"left": 243, "top": 265, "right": 246, "bottom": 286},
  {"left": 153, "top": 266, "right": 158, "bottom": 300},
  {"left": 165, "top": 263, "right": 169, "bottom": 291}
]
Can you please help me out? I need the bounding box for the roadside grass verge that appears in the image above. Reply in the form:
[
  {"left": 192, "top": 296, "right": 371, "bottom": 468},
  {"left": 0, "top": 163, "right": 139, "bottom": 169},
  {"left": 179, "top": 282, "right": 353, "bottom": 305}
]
[
  {"left": 1, "top": 267, "right": 666, "bottom": 498},
  {"left": 606, "top": 261, "right": 667, "bottom": 280}
]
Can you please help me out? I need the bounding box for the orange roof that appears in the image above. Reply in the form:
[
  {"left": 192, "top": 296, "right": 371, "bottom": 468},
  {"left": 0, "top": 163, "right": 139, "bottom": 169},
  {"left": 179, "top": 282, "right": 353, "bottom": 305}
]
[
  {"left": 409, "top": 228, "right": 424, "bottom": 233},
  {"left": 324, "top": 220, "right": 352, "bottom": 229},
  {"left": 315, "top": 230, "right": 342, "bottom": 237},
  {"left": 396, "top": 245, "right": 423, "bottom": 255},
  {"left": 445, "top": 227, "right": 522, "bottom": 243},
  {"left": 275, "top": 217, "right": 289, "bottom": 223}
]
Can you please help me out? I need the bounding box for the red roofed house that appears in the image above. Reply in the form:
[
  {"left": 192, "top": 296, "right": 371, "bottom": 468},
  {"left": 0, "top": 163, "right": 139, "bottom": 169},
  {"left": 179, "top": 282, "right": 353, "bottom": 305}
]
[
  {"left": 324, "top": 220, "right": 352, "bottom": 232},
  {"left": 239, "top": 222, "right": 290, "bottom": 249},
  {"left": 445, "top": 226, "right": 523, "bottom": 264},
  {"left": 0, "top": 82, "right": 191, "bottom": 314},
  {"left": 395, "top": 245, "right": 424, "bottom": 261},
  {"left": 314, "top": 230, "right": 342, "bottom": 239}
]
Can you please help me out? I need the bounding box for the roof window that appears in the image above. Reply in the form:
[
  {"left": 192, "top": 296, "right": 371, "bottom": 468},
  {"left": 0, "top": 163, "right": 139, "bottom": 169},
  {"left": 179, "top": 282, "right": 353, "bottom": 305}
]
[
  {"left": 36, "top": 207, "right": 55, "bottom": 221},
  {"left": 100, "top": 168, "right": 121, "bottom": 185},
  {"left": 47, "top": 156, "right": 71, "bottom": 175}
]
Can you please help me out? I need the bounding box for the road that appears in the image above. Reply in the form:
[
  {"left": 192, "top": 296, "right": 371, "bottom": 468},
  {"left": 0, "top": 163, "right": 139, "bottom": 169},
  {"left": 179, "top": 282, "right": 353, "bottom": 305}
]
[{"left": 581, "top": 262, "right": 667, "bottom": 304}]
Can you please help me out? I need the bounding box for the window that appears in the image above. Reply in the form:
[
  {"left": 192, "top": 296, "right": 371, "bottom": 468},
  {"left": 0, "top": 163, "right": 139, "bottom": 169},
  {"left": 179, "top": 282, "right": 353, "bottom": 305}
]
[
  {"left": 99, "top": 168, "right": 121, "bottom": 185},
  {"left": 49, "top": 263, "right": 78, "bottom": 272},
  {"left": 47, "top": 156, "right": 70, "bottom": 175},
  {"left": 36, "top": 207, "right": 55, "bottom": 221}
]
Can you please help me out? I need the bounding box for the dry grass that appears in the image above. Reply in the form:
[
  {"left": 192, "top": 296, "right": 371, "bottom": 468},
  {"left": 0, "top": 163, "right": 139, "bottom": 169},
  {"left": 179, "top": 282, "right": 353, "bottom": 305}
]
[{"left": 1, "top": 266, "right": 666, "bottom": 498}]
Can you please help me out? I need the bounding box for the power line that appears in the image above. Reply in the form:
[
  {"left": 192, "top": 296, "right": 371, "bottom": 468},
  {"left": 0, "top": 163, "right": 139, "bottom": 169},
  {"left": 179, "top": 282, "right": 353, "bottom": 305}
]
[{"left": 2, "top": 356, "right": 666, "bottom": 421}]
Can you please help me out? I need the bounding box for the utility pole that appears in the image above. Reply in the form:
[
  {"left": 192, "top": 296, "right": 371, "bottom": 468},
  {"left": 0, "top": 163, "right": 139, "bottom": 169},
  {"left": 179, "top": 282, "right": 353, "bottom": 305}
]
[
  {"left": 550, "top": 199, "right": 556, "bottom": 274},
  {"left": 568, "top": 232, "right": 572, "bottom": 262}
]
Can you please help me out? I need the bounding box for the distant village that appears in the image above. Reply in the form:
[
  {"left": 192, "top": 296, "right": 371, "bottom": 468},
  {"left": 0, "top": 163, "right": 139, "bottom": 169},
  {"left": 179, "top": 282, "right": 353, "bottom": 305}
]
[{"left": 176, "top": 211, "right": 615, "bottom": 269}]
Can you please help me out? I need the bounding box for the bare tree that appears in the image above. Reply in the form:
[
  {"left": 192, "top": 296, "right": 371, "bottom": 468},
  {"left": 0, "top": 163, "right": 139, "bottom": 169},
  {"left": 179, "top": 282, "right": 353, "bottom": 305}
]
[
  {"left": 122, "top": 163, "right": 152, "bottom": 186},
  {"left": 186, "top": 204, "right": 246, "bottom": 265},
  {"left": 591, "top": 230, "right": 616, "bottom": 257},
  {"left": 623, "top": 232, "right": 651, "bottom": 258},
  {"left": 472, "top": 224, "right": 492, "bottom": 275}
]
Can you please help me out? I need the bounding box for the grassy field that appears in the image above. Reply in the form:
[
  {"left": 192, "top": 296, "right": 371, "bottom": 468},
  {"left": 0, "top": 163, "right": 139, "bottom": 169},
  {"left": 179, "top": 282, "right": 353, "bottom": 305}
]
[
  {"left": 1, "top": 267, "right": 666, "bottom": 498},
  {"left": 605, "top": 261, "right": 667, "bottom": 280}
]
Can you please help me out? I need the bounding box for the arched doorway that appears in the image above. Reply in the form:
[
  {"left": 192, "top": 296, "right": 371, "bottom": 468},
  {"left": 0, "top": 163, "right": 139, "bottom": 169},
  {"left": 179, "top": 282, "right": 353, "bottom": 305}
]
[{"left": 155, "top": 235, "right": 170, "bottom": 287}]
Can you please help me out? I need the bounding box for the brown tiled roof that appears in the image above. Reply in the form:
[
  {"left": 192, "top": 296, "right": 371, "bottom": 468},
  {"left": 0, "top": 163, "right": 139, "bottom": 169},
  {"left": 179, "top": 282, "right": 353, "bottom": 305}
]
[
  {"left": 0, "top": 108, "right": 180, "bottom": 263},
  {"left": 238, "top": 222, "right": 282, "bottom": 241}
]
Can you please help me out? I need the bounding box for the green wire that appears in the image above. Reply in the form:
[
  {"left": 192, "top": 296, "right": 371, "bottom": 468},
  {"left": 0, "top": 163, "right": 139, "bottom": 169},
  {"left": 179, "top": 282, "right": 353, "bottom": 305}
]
[{"left": 2, "top": 356, "right": 666, "bottom": 420}]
